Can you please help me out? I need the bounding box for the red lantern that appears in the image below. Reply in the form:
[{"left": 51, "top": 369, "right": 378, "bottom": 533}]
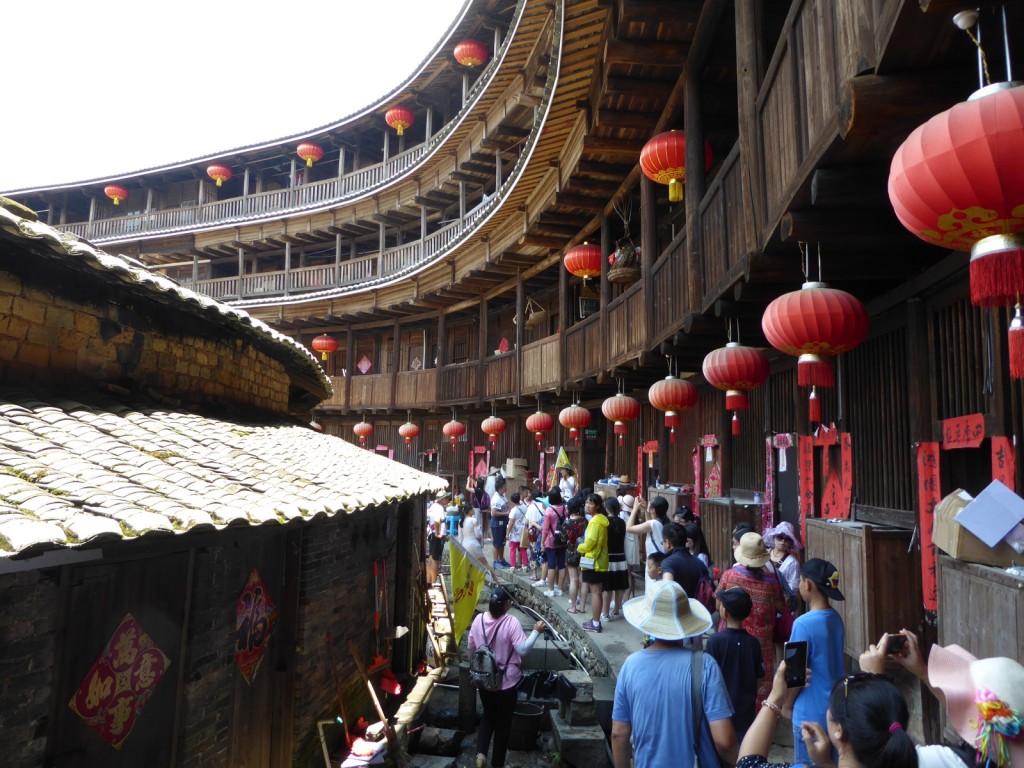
[
  {"left": 385, "top": 106, "right": 415, "bottom": 137},
  {"left": 311, "top": 333, "right": 339, "bottom": 361},
  {"left": 104, "top": 185, "right": 129, "bottom": 206},
  {"left": 702, "top": 342, "right": 770, "bottom": 435},
  {"left": 601, "top": 393, "right": 641, "bottom": 447},
  {"left": 399, "top": 421, "right": 419, "bottom": 452},
  {"left": 442, "top": 419, "right": 466, "bottom": 447},
  {"left": 454, "top": 39, "right": 489, "bottom": 67},
  {"left": 353, "top": 419, "right": 374, "bottom": 449},
  {"left": 206, "top": 164, "right": 232, "bottom": 187},
  {"left": 647, "top": 377, "right": 697, "bottom": 443},
  {"left": 639, "top": 131, "right": 713, "bottom": 203},
  {"left": 297, "top": 142, "right": 324, "bottom": 168},
  {"left": 525, "top": 410, "right": 554, "bottom": 448},
  {"left": 559, "top": 404, "right": 591, "bottom": 446},
  {"left": 762, "top": 282, "right": 868, "bottom": 422},
  {"left": 563, "top": 243, "right": 602, "bottom": 279},
  {"left": 481, "top": 416, "right": 507, "bottom": 450},
  {"left": 889, "top": 83, "right": 1024, "bottom": 376}
]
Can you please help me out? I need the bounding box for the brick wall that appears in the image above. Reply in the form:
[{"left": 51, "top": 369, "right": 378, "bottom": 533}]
[
  {"left": 0, "top": 570, "right": 59, "bottom": 767},
  {"left": 0, "top": 270, "right": 291, "bottom": 413}
]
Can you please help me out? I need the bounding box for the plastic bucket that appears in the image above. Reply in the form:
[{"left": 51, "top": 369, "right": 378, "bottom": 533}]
[{"left": 507, "top": 702, "right": 545, "bottom": 751}]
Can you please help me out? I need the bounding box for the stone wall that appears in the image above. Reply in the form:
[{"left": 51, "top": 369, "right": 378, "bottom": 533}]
[{"left": 0, "top": 270, "right": 291, "bottom": 413}]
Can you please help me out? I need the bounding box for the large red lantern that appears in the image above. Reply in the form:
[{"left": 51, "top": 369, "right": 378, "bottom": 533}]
[
  {"left": 385, "top": 106, "right": 415, "bottom": 137},
  {"left": 601, "top": 393, "right": 641, "bottom": 447},
  {"left": 889, "top": 82, "right": 1024, "bottom": 376},
  {"left": 353, "top": 418, "right": 374, "bottom": 449},
  {"left": 297, "top": 142, "right": 323, "bottom": 168},
  {"left": 525, "top": 410, "right": 554, "bottom": 448},
  {"left": 647, "top": 377, "right": 697, "bottom": 443},
  {"left": 311, "top": 333, "right": 339, "bottom": 361},
  {"left": 563, "top": 243, "right": 602, "bottom": 280},
  {"left": 481, "top": 416, "right": 507, "bottom": 450},
  {"left": 104, "top": 185, "right": 129, "bottom": 206},
  {"left": 639, "top": 131, "right": 713, "bottom": 203},
  {"left": 762, "top": 282, "right": 869, "bottom": 422},
  {"left": 442, "top": 418, "right": 466, "bottom": 447},
  {"left": 702, "top": 342, "right": 770, "bottom": 435},
  {"left": 206, "top": 164, "right": 232, "bottom": 187},
  {"left": 559, "top": 404, "right": 591, "bottom": 446},
  {"left": 398, "top": 421, "right": 419, "bottom": 452},
  {"left": 454, "top": 39, "right": 489, "bottom": 67}
]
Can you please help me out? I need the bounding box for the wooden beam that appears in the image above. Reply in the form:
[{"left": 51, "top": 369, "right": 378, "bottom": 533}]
[
  {"left": 582, "top": 135, "right": 647, "bottom": 158},
  {"left": 604, "top": 76, "right": 674, "bottom": 98},
  {"left": 617, "top": 0, "right": 700, "bottom": 25},
  {"left": 555, "top": 192, "right": 607, "bottom": 211},
  {"left": 593, "top": 109, "right": 659, "bottom": 131},
  {"left": 810, "top": 166, "right": 889, "bottom": 209},
  {"left": 605, "top": 39, "right": 689, "bottom": 68}
]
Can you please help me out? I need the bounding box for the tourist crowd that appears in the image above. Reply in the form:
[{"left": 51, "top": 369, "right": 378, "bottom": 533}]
[{"left": 429, "top": 474, "right": 1024, "bottom": 768}]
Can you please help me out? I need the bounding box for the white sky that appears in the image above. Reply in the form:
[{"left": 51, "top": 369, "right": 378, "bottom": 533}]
[{"left": 1, "top": 0, "right": 467, "bottom": 191}]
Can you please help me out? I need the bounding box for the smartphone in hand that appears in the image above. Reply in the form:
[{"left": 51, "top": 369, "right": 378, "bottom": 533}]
[
  {"left": 885, "top": 634, "right": 907, "bottom": 655},
  {"left": 784, "top": 640, "right": 809, "bottom": 688}
]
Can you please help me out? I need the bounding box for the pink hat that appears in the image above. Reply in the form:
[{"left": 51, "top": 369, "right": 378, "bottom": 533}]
[
  {"left": 763, "top": 521, "right": 803, "bottom": 551},
  {"left": 928, "top": 644, "right": 1024, "bottom": 767}
]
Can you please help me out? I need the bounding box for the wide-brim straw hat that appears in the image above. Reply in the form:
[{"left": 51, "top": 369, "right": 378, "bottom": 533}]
[
  {"left": 622, "top": 581, "right": 713, "bottom": 641},
  {"left": 928, "top": 643, "right": 1024, "bottom": 765},
  {"left": 735, "top": 532, "right": 771, "bottom": 568},
  {"left": 763, "top": 521, "right": 803, "bottom": 551},
  {"left": 620, "top": 494, "right": 635, "bottom": 512}
]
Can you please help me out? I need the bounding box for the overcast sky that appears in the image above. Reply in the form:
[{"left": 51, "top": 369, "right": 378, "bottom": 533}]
[{"left": 1, "top": 0, "right": 467, "bottom": 191}]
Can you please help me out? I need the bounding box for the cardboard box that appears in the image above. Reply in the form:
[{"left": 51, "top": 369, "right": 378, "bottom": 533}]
[{"left": 933, "top": 489, "right": 1020, "bottom": 567}]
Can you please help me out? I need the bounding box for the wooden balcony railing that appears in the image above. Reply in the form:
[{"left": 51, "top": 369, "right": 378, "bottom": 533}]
[
  {"left": 439, "top": 361, "right": 480, "bottom": 404},
  {"left": 607, "top": 282, "right": 645, "bottom": 366},
  {"left": 649, "top": 232, "right": 689, "bottom": 345},
  {"left": 564, "top": 314, "right": 603, "bottom": 381},
  {"left": 349, "top": 373, "right": 392, "bottom": 409},
  {"left": 521, "top": 335, "right": 560, "bottom": 394},
  {"left": 323, "top": 376, "right": 348, "bottom": 409},
  {"left": 484, "top": 352, "right": 516, "bottom": 399},
  {"left": 698, "top": 143, "right": 747, "bottom": 304},
  {"left": 395, "top": 369, "right": 437, "bottom": 409},
  {"left": 57, "top": 0, "right": 534, "bottom": 246}
]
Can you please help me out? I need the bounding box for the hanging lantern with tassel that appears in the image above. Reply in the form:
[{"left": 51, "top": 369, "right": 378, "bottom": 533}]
[
  {"left": 454, "top": 39, "right": 489, "bottom": 67},
  {"left": 602, "top": 392, "right": 640, "bottom": 447},
  {"left": 385, "top": 106, "right": 415, "bottom": 136},
  {"left": 353, "top": 418, "right": 374, "bottom": 449},
  {"left": 639, "top": 130, "right": 713, "bottom": 203},
  {"left": 297, "top": 142, "right": 324, "bottom": 167},
  {"left": 762, "top": 280, "right": 868, "bottom": 423},
  {"left": 311, "top": 333, "right": 339, "bottom": 361},
  {"left": 442, "top": 416, "right": 466, "bottom": 447},
  {"left": 104, "top": 185, "right": 129, "bottom": 206},
  {"left": 206, "top": 164, "right": 232, "bottom": 187},
  {"left": 525, "top": 409, "right": 554, "bottom": 449},
  {"left": 702, "top": 341, "right": 770, "bottom": 435},
  {"left": 559, "top": 403, "right": 591, "bottom": 447},
  {"left": 563, "top": 242, "right": 602, "bottom": 281},
  {"left": 647, "top": 375, "right": 697, "bottom": 443},
  {"left": 398, "top": 418, "right": 419, "bottom": 452},
  {"left": 481, "top": 415, "right": 507, "bottom": 451}
]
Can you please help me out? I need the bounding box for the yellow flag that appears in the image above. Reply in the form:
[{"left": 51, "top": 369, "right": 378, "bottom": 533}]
[
  {"left": 448, "top": 536, "right": 486, "bottom": 644},
  {"left": 554, "top": 446, "right": 571, "bottom": 469}
]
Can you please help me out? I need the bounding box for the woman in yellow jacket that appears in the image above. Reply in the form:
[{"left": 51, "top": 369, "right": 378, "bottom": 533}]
[{"left": 577, "top": 493, "right": 609, "bottom": 633}]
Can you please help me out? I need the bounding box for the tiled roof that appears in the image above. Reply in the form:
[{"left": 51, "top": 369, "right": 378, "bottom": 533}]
[
  {"left": 0, "top": 386, "right": 446, "bottom": 559},
  {"left": 0, "top": 199, "right": 332, "bottom": 402}
]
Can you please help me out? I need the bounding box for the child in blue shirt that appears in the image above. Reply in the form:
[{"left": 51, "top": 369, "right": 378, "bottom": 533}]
[
  {"left": 706, "top": 587, "right": 764, "bottom": 742},
  {"left": 789, "top": 558, "right": 846, "bottom": 764}
]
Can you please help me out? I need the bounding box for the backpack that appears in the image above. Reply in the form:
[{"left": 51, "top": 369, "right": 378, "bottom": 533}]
[
  {"left": 695, "top": 564, "right": 717, "bottom": 613},
  {"left": 558, "top": 514, "right": 573, "bottom": 545},
  {"left": 469, "top": 615, "right": 509, "bottom": 691}
]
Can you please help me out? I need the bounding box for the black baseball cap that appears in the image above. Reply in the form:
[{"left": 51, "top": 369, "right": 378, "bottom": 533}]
[
  {"left": 801, "top": 558, "right": 845, "bottom": 600},
  {"left": 717, "top": 587, "right": 753, "bottom": 621}
]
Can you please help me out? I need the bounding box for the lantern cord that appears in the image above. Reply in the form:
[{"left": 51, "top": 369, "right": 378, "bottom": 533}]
[
  {"left": 799, "top": 242, "right": 808, "bottom": 282},
  {"left": 957, "top": 16, "right": 992, "bottom": 87},
  {"left": 818, "top": 243, "right": 823, "bottom": 283}
]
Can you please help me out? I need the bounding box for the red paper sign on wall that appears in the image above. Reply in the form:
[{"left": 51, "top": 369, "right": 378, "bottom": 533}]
[
  {"left": 991, "top": 436, "right": 1015, "bottom": 491},
  {"left": 941, "top": 413, "right": 985, "bottom": 449},
  {"left": 798, "top": 436, "right": 814, "bottom": 544},
  {"left": 916, "top": 442, "right": 941, "bottom": 612}
]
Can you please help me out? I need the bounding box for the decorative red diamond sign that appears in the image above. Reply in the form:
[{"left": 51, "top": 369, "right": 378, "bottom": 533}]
[
  {"left": 69, "top": 613, "right": 170, "bottom": 749},
  {"left": 235, "top": 568, "right": 278, "bottom": 684},
  {"left": 357, "top": 355, "right": 373, "bottom": 374}
]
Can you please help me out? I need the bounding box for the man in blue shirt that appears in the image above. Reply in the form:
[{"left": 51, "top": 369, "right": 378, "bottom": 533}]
[
  {"left": 612, "top": 581, "right": 737, "bottom": 768},
  {"left": 789, "top": 558, "right": 846, "bottom": 764}
]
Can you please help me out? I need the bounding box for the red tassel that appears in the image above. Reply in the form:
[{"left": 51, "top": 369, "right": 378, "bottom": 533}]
[
  {"left": 670, "top": 427, "right": 676, "bottom": 444},
  {"left": 725, "top": 390, "right": 748, "bottom": 411},
  {"left": 798, "top": 355, "right": 834, "bottom": 388},
  {"left": 618, "top": 434, "right": 624, "bottom": 447},
  {"left": 732, "top": 413, "right": 740, "bottom": 435},
  {"left": 970, "top": 239, "right": 1024, "bottom": 308},
  {"left": 809, "top": 386, "right": 821, "bottom": 423},
  {"left": 1010, "top": 305, "right": 1024, "bottom": 379}
]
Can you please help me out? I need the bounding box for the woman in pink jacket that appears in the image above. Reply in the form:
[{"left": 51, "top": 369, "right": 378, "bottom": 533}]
[{"left": 541, "top": 488, "right": 567, "bottom": 597}]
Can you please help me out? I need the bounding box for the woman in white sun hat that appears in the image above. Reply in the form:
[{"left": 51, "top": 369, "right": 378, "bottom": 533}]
[{"left": 611, "top": 580, "right": 737, "bottom": 768}]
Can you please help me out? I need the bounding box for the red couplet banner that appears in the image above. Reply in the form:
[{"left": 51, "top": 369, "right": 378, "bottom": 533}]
[
  {"left": 991, "top": 436, "right": 1015, "bottom": 491},
  {"left": 915, "top": 442, "right": 940, "bottom": 612},
  {"left": 798, "top": 436, "right": 814, "bottom": 544},
  {"left": 941, "top": 414, "right": 984, "bottom": 449}
]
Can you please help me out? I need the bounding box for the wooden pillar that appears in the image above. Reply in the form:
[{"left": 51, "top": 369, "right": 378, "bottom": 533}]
[
  {"left": 345, "top": 326, "right": 355, "bottom": 406},
  {"left": 243, "top": 167, "right": 250, "bottom": 197},
  {"left": 736, "top": 0, "right": 766, "bottom": 249},
  {"left": 46, "top": 199, "right": 53, "bottom": 225},
  {"left": 60, "top": 192, "right": 67, "bottom": 226},
  {"left": 391, "top": 320, "right": 400, "bottom": 411},
  {"left": 515, "top": 272, "right": 524, "bottom": 406},
  {"left": 378, "top": 222, "right": 386, "bottom": 276},
  {"left": 88, "top": 196, "right": 96, "bottom": 226},
  {"left": 493, "top": 25, "right": 501, "bottom": 52},
  {"left": 289, "top": 159, "right": 297, "bottom": 188},
  {"left": 191, "top": 251, "right": 199, "bottom": 287},
  {"left": 600, "top": 214, "right": 612, "bottom": 311},
  {"left": 237, "top": 247, "right": 245, "bottom": 298},
  {"left": 383, "top": 130, "right": 390, "bottom": 164},
  {"left": 435, "top": 312, "right": 447, "bottom": 404},
  {"left": 425, "top": 108, "right": 433, "bottom": 141},
  {"left": 495, "top": 150, "right": 503, "bottom": 191},
  {"left": 640, "top": 176, "right": 657, "bottom": 343},
  {"left": 354, "top": 143, "right": 361, "bottom": 171},
  {"left": 462, "top": 72, "right": 469, "bottom": 107},
  {"left": 478, "top": 299, "right": 488, "bottom": 403},
  {"left": 335, "top": 234, "right": 342, "bottom": 285},
  {"left": 284, "top": 242, "right": 292, "bottom": 296},
  {"left": 559, "top": 252, "right": 570, "bottom": 389},
  {"left": 684, "top": 59, "right": 708, "bottom": 311},
  {"left": 459, "top": 181, "right": 466, "bottom": 220},
  {"left": 145, "top": 188, "right": 154, "bottom": 215},
  {"left": 420, "top": 205, "right": 428, "bottom": 261},
  {"left": 255, "top": 172, "right": 264, "bottom": 194},
  {"left": 338, "top": 147, "right": 346, "bottom": 179},
  {"left": 197, "top": 179, "right": 205, "bottom": 207}
]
